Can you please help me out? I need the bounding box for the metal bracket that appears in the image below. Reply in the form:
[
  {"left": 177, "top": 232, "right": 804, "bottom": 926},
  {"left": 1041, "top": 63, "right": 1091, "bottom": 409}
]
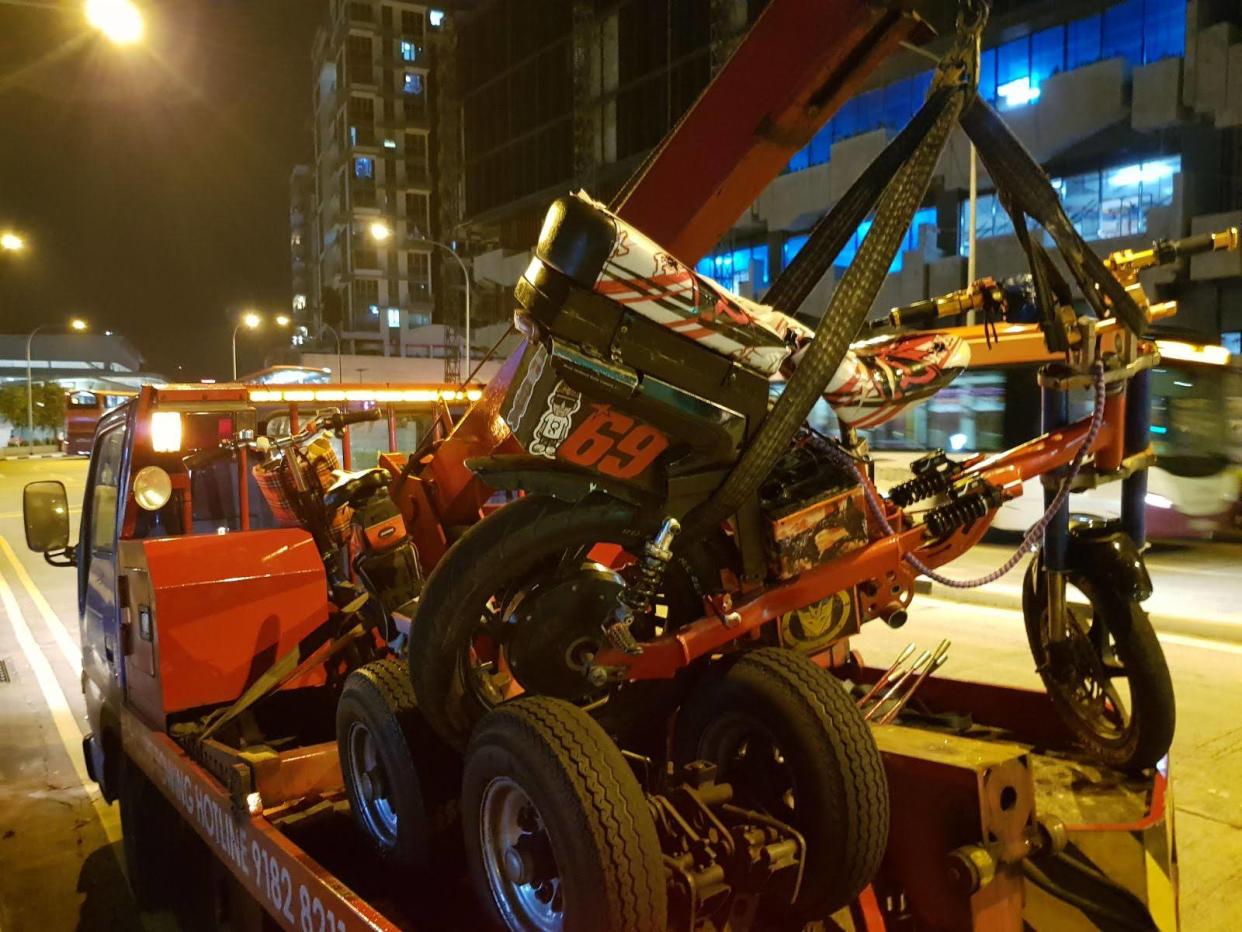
[
  {"left": 1041, "top": 447, "right": 1156, "bottom": 492},
  {"left": 1037, "top": 347, "right": 1158, "bottom": 392}
]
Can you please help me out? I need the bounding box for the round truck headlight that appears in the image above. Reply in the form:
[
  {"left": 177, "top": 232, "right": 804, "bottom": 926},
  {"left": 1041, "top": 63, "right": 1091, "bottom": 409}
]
[{"left": 133, "top": 466, "right": 172, "bottom": 511}]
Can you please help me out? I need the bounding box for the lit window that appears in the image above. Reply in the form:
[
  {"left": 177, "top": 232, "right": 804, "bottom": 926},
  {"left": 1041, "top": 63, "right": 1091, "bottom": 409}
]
[
  {"left": 403, "top": 72, "right": 423, "bottom": 95},
  {"left": 997, "top": 75, "right": 1041, "bottom": 109},
  {"left": 291, "top": 232, "right": 302, "bottom": 247},
  {"left": 386, "top": 307, "right": 401, "bottom": 328},
  {"left": 400, "top": 40, "right": 417, "bottom": 62},
  {"left": 349, "top": 126, "right": 358, "bottom": 146},
  {"left": 383, "top": 138, "right": 397, "bottom": 149},
  {"left": 429, "top": 10, "right": 444, "bottom": 27},
  {"left": 958, "top": 155, "right": 1181, "bottom": 252},
  {"left": 354, "top": 157, "right": 374, "bottom": 179},
  {"left": 782, "top": 234, "right": 810, "bottom": 269},
  {"left": 369, "top": 304, "right": 380, "bottom": 316},
  {"left": 293, "top": 294, "right": 307, "bottom": 311}
]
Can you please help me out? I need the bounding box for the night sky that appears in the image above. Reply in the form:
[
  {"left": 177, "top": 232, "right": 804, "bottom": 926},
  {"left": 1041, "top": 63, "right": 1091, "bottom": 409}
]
[{"left": 0, "top": 1, "right": 323, "bottom": 380}]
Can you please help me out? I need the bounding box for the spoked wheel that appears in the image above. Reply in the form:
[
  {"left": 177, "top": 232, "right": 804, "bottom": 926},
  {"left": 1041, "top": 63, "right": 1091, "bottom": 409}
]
[
  {"left": 337, "top": 658, "right": 460, "bottom": 870},
  {"left": 673, "top": 648, "right": 890, "bottom": 925},
  {"left": 463, "top": 696, "right": 666, "bottom": 932},
  {"left": 1022, "top": 559, "right": 1175, "bottom": 772},
  {"left": 410, "top": 494, "right": 725, "bottom": 749}
]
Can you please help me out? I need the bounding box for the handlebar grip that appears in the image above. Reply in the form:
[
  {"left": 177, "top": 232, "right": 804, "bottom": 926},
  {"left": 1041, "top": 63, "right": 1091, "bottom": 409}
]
[
  {"left": 337, "top": 407, "right": 383, "bottom": 427},
  {"left": 182, "top": 445, "right": 233, "bottom": 469},
  {"left": 1167, "top": 232, "right": 1217, "bottom": 258}
]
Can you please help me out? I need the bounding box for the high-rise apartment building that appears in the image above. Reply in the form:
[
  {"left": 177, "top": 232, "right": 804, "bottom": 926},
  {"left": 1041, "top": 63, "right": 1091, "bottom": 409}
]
[
  {"left": 289, "top": 164, "right": 314, "bottom": 345},
  {"left": 303, "top": 0, "right": 442, "bottom": 357}
]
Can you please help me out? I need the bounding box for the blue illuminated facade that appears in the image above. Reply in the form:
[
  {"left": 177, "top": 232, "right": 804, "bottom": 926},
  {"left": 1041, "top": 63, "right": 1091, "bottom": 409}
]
[{"left": 786, "top": 0, "right": 1186, "bottom": 177}]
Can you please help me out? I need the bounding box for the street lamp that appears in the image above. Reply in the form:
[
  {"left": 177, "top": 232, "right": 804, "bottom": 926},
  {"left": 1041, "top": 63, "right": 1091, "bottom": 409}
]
[
  {"left": 368, "top": 221, "right": 393, "bottom": 244},
  {"left": 27, "top": 318, "right": 89, "bottom": 449},
  {"left": 1, "top": 232, "right": 25, "bottom": 253},
  {"left": 232, "top": 312, "right": 261, "bottom": 381},
  {"left": 426, "top": 238, "right": 471, "bottom": 381},
  {"left": 85, "top": 0, "right": 145, "bottom": 45},
  {"left": 318, "top": 324, "right": 343, "bottom": 382}
]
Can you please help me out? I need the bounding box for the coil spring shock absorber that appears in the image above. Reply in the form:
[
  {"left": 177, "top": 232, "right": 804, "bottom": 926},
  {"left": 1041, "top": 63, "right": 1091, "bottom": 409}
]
[
  {"left": 890, "top": 450, "right": 965, "bottom": 507},
  {"left": 924, "top": 482, "right": 1006, "bottom": 538},
  {"left": 602, "top": 517, "right": 681, "bottom": 655}
]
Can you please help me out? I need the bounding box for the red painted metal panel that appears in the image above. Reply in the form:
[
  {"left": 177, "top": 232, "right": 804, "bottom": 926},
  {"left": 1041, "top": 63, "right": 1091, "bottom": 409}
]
[
  {"left": 614, "top": 0, "right": 920, "bottom": 261},
  {"left": 123, "top": 709, "right": 393, "bottom": 932},
  {"left": 142, "top": 529, "right": 331, "bottom": 713}
]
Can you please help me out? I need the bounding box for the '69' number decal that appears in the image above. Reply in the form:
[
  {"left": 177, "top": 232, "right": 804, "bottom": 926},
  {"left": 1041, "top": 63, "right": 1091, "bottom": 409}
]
[{"left": 557, "top": 407, "right": 669, "bottom": 479}]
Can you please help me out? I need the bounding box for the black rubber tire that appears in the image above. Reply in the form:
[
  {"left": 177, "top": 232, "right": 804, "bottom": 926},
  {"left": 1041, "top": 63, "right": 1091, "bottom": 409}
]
[
  {"left": 118, "top": 753, "right": 183, "bottom": 911},
  {"left": 1023, "top": 561, "right": 1175, "bottom": 773},
  {"left": 409, "top": 494, "right": 666, "bottom": 749},
  {"left": 462, "top": 696, "right": 666, "bottom": 932},
  {"left": 673, "top": 647, "right": 889, "bottom": 924},
  {"left": 337, "top": 657, "right": 461, "bottom": 871}
]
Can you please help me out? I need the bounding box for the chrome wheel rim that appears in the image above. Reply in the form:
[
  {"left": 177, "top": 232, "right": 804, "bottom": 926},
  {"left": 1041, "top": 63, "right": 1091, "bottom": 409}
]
[
  {"left": 346, "top": 721, "right": 399, "bottom": 847},
  {"left": 479, "top": 776, "right": 563, "bottom": 930}
]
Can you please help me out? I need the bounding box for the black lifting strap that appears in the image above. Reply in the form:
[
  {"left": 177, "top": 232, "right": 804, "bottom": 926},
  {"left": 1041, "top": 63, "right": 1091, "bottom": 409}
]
[
  {"left": 960, "top": 97, "right": 1146, "bottom": 335},
  {"left": 762, "top": 85, "right": 962, "bottom": 320},
  {"left": 1002, "top": 194, "right": 1076, "bottom": 352}
]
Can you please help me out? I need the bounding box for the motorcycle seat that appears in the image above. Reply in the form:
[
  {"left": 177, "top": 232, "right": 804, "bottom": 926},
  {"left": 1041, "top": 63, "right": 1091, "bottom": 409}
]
[
  {"left": 533, "top": 192, "right": 791, "bottom": 376},
  {"left": 324, "top": 468, "right": 389, "bottom": 512}
]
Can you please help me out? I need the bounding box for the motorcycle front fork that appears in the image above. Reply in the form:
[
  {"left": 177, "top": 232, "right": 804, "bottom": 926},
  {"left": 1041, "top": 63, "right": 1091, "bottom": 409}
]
[{"left": 1040, "top": 369, "right": 1151, "bottom": 649}]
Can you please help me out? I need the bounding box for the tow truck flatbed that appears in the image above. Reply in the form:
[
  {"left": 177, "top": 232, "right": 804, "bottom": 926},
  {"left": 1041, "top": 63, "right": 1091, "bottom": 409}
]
[{"left": 120, "top": 671, "right": 1174, "bottom": 931}]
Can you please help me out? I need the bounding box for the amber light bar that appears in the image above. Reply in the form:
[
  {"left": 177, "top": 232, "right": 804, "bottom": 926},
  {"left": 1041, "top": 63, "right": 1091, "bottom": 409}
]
[{"left": 247, "top": 387, "right": 483, "bottom": 403}]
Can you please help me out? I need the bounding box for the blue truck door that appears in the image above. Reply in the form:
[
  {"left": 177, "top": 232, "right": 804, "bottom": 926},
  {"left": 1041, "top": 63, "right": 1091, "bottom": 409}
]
[{"left": 80, "top": 422, "right": 127, "bottom": 692}]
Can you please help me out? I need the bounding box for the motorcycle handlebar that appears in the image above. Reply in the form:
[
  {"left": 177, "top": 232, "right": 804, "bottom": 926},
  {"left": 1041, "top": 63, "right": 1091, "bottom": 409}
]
[
  {"left": 316, "top": 407, "right": 383, "bottom": 432},
  {"left": 182, "top": 445, "right": 235, "bottom": 470}
]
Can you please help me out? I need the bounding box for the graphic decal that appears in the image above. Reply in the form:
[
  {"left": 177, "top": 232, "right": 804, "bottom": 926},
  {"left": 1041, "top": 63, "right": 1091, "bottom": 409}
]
[
  {"left": 571, "top": 193, "right": 791, "bottom": 375},
  {"left": 824, "top": 333, "right": 972, "bottom": 429},
  {"left": 528, "top": 381, "right": 583, "bottom": 458}
]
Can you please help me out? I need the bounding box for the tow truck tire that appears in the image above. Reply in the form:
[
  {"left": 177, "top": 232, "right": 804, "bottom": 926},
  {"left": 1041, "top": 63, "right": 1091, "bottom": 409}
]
[
  {"left": 673, "top": 648, "right": 889, "bottom": 925},
  {"left": 118, "top": 753, "right": 183, "bottom": 911},
  {"left": 462, "top": 696, "right": 666, "bottom": 932},
  {"left": 337, "top": 657, "right": 460, "bottom": 871}
]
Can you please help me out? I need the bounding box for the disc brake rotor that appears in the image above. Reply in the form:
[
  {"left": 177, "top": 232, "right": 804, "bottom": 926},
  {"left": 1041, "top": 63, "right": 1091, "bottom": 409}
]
[{"left": 502, "top": 564, "right": 625, "bottom": 700}]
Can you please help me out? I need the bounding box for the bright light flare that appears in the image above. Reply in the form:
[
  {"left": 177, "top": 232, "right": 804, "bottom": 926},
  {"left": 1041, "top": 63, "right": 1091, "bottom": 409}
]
[
  {"left": 85, "top": 0, "right": 144, "bottom": 45},
  {"left": 70, "top": 318, "right": 88, "bottom": 332},
  {"left": 150, "top": 411, "right": 183, "bottom": 453},
  {"left": 1156, "top": 339, "right": 1230, "bottom": 366},
  {"left": 369, "top": 221, "right": 392, "bottom": 243},
  {"left": 242, "top": 312, "right": 262, "bottom": 330},
  {"left": 1, "top": 232, "right": 25, "bottom": 252},
  {"left": 275, "top": 314, "right": 291, "bottom": 327}
]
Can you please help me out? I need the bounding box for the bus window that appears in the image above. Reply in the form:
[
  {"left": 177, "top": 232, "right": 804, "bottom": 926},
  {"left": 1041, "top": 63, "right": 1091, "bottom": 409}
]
[
  {"left": 865, "top": 371, "right": 1006, "bottom": 452},
  {"left": 1149, "top": 365, "right": 1231, "bottom": 474}
]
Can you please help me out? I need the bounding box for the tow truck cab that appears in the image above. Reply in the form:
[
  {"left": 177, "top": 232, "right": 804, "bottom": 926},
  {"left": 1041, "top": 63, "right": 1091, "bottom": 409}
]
[
  {"left": 25, "top": 381, "right": 473, "bottom": 805},
  {"left": 24, "top": 384, "right": 335, "bottom": 800}
]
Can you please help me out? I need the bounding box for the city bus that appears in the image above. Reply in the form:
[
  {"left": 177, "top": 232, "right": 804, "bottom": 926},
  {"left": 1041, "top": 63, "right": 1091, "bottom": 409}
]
[
  {"left": 816, "top": 338, "right": 1240, "bottom": 540},
  {"left": 65, "top": 389, "right": 138, "bottom": 455}
]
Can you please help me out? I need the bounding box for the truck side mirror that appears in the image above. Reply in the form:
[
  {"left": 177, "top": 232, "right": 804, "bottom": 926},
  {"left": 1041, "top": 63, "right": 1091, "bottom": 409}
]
[{"left": 23, "top": 481, "right": 71, "bottom": 554}]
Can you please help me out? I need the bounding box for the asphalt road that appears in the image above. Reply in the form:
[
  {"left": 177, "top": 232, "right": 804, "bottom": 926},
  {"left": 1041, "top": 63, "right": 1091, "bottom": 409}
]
[{"left": 0, "top": 457, "right": 1239, "bottom": 930}]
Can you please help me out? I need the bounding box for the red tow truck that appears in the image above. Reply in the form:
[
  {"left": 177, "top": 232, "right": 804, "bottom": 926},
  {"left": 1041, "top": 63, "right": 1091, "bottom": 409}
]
[{"left": 19, "top": 1, "right": 1178, "bottom": 929}]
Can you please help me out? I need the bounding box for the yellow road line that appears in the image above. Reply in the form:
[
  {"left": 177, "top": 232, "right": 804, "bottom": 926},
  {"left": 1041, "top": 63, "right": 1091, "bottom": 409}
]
[
  {"left": 0, "top": 507, "right": 81, "bottom": 520},
  {"left": 0, "top": 536, "right": 81, "bottom": 676},
  {"left": 1156, "top": 631, "right": 1242, "bottom": 657},
  {"left": 0, "top": 563, "right": 120, "bottom": 845}
]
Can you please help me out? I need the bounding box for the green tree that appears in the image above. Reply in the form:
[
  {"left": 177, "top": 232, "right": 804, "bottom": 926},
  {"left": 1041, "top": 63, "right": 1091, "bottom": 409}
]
[
  {"left": 33, "top": 383, "right": 66, "bottom": 431},
  {"left": 0, "top": 384, "right": 25, "bottom": 432}
]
